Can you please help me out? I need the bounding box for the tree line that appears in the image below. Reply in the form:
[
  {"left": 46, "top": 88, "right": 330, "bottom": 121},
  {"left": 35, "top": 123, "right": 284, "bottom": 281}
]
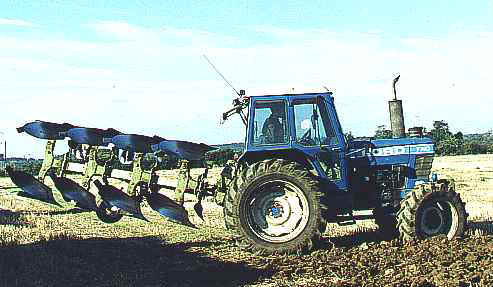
[
  {"left": 374, "top": 121, "right": 493, "bottom": 156},
  {"left": 0, "top": 148, "right": 241, "bottom": 177}
]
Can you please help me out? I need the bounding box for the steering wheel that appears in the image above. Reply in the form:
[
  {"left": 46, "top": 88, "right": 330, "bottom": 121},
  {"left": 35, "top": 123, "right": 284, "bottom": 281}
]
[{"left": 299, "top": 129, "right": 314, "bottom": 145}]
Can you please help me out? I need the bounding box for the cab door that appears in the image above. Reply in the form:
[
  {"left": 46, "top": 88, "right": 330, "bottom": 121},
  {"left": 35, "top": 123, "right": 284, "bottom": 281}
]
[{"left": 291, "top": 95, "right": 349, "bottom": 192}]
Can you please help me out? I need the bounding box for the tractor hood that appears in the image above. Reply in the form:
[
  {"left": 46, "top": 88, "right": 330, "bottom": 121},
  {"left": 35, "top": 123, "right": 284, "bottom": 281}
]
[
  {"left": 349, "top": 137, "right": 433, "bottom": 151},
  {"left": 369, "top": 137, "right": 433, "bottom": 149},
  {"left": 348, "top": 137, "right": 434, "bottom": 166},
  {"left": 348, "top": 137, "right": 435, "bottom": 190}
]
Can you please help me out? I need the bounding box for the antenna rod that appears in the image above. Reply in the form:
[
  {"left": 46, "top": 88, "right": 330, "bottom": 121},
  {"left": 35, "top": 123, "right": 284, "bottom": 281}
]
[{"left": 203, "top": 55, "right": 241, "bottom": 96}]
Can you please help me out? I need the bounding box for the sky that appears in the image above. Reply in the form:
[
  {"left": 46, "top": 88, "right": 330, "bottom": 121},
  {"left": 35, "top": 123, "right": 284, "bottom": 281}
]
[{"left": 1, "top": 0, "right": 492, "bottom": 157}]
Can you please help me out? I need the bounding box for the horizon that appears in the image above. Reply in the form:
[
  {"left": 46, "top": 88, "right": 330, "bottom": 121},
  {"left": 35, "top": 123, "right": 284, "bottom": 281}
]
[
  {"left": 4, "top": 129, "right": 493, "bottom": 161},
  {"left": 1, "top": 1, "right": 492, "bottom": 157}
]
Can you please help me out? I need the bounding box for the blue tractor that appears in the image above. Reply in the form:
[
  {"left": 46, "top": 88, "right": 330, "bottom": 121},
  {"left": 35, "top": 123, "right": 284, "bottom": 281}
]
[{"left": 221, "top": 91, "right": 467, "bottom": 255}]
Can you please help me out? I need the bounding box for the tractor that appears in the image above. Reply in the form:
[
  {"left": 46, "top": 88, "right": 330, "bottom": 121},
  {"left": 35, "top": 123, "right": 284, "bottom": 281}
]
[
  {"left": 220, "top": 90, "right": 467, "bottom": 255},
  {"left": 5, "top": 88, "right": 467, "bottom": 256}
]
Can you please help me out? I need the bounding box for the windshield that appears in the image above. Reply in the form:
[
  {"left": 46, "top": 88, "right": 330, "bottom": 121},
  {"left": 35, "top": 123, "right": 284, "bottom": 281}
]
[{"left": 293, "top": 98, "right": 338, "bottom": 146}]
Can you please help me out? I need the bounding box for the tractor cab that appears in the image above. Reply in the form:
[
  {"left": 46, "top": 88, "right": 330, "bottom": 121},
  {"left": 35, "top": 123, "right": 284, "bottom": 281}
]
[{"left": 242, "top": 92, "right": 349, "bottom": 193}]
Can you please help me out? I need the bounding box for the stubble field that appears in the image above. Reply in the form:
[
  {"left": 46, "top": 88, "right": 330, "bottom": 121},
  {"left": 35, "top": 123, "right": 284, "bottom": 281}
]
[{"left": 0, "top": 154, "right": 493, "bottom": 286}]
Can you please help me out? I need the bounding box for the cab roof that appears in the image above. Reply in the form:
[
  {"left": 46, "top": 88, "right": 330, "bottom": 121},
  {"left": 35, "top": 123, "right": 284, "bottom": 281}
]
[{"left": 247, "top": 91, "right": 333, "bottom": 98}]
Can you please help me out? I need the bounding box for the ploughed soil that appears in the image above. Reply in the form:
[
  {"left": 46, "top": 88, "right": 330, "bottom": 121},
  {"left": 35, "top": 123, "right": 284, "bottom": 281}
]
[
  {"left": 0, "top": 213, "right": 492, "bottom": 287},
  {"left": 1, "top": 154, "right": 493, "bottom": 286}
]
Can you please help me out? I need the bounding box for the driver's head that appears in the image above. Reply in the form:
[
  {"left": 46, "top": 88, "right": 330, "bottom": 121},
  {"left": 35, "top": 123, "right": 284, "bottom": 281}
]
[{"left": 270, "top": 104, "right": 284, "bottom": 117}]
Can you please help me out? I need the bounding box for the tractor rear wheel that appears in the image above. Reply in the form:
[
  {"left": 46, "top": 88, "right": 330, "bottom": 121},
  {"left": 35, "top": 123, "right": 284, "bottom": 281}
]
[
  {"left": 225, "top": 159, "right": 326, "bottom": 255},
  {"left": 397, "top": 179, "right": 467, "bottom": 242}
]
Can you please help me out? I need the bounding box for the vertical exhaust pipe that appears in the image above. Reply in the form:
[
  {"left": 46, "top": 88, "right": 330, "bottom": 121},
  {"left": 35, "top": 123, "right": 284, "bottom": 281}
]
[{"left": 389, "top": 75, "right": 406, "bottom": 138}]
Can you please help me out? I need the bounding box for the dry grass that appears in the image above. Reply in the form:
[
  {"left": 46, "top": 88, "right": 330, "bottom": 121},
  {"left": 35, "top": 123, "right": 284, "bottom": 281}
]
[
  {"left": 0, "top": 155, "right": 492, "bottom": 286},
  {"left": 432, "top": 154, "right": 493, "bottom": 237}
]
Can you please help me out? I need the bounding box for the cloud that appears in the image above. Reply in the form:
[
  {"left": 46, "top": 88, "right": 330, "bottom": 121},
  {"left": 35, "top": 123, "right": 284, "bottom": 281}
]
[
  {"left": 234, "top": 27, "right": 493, "bottom": 132},
  {"left": 87, "top": 20, "right": 234, "bottom": 48},
  {"left": 88, "top": 21, "right": 155, "bottom": 41},
  {"left": 0, "top": 18, "right": 35, "bottom": 27},
  {"left": 1, "top": 22, "right": 493, "bottom": 156}
]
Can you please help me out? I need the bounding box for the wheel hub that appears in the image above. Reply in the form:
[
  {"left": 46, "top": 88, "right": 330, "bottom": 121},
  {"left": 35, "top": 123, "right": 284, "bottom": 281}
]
[
  {"left": 270, "top": 205, "right": 282, "bottom": 218},
  {"left": 264, "top": 197, "right": 292, "bottom": 225},
  {"left": 248, "top": 181, "right": 309, "bottom": 243},
  {"left": 268, "top": 201, "right": 285, "bottom": 219},
  {"left": 421, "top": 205, "right": 444, "bottom": 236}
]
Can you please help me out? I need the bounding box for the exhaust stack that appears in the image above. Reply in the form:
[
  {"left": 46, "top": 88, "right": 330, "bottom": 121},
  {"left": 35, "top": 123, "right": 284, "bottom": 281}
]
[{"left": 389, "top": 75, "right": 406, "bottom": 138}]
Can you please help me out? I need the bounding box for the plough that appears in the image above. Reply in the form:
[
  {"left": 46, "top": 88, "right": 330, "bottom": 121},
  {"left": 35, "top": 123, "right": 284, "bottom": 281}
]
[{"left": 7, "top": 120, "right": 227, "bottom": 228}]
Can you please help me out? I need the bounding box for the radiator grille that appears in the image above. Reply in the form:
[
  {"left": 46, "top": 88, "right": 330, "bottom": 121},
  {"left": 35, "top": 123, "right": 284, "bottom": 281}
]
[{"left": 415, "top": 155, "right": 434, "bottom": 179}]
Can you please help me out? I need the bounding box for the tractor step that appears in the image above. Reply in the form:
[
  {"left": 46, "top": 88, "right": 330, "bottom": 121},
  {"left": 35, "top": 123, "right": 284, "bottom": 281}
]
[{"left": 335, "top": 213, "right": 357, "bottom": 226}]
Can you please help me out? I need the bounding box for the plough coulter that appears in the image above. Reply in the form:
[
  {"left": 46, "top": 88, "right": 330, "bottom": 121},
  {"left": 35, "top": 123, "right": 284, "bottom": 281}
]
[
  {"left": 6, "top": 81, "right": 468, "bottom": 255},
  {"left": 7, "top": 120, "right": 220, "bottom": 227}
]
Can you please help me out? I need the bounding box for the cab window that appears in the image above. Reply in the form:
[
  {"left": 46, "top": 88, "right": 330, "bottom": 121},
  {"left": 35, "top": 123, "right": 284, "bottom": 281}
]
[
  {"left": 293, "top": 98, "right": 337, "bottom": 146},
  {"left": 252, "top": 100, "right": 288, "bottom": 145}
]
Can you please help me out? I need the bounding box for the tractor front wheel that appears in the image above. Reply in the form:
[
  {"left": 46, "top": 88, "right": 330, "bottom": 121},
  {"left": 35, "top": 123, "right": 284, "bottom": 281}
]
[
  {"left": 225, "top": 159, "right": 326, "bottom": 255},
  {"left": 397, "top": 179, "right": 467, "bottom": 242}
]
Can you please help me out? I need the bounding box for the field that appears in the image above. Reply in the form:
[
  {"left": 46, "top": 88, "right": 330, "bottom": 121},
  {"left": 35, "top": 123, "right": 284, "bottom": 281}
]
[{"left": 1, "top": 155, "right": 493, "bottom": 286}]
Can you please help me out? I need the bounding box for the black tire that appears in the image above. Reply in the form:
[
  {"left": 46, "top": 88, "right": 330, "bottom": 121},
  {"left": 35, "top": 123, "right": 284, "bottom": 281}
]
[
  {"left": 225, "top": 159, "right": 326, "bottom": 255},
  {"left": 95, "top": 200, "right": 123, "bottom": 224},
  {"left": 373, "top": 208, "right": 398, "bottom": 237},
  {"left": 223, "top": 163, "right": 243, "bottom": 231},
  {"left": 397, "top": 179, "right": 467, "bottom": 242}
]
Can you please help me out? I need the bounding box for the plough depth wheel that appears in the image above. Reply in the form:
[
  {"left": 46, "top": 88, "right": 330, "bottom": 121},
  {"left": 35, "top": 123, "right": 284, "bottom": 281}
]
[{"left": 96, "top": 200, "right": 123, "bottom": 223}]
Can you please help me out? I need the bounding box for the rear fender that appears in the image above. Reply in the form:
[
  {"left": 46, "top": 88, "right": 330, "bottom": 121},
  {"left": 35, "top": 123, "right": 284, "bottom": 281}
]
[
  {"left": 237, "top": 149, "right": 317, "bottom": 175},
  {"left": 236, "top": 150, "right": 352, "bottom": 217}
]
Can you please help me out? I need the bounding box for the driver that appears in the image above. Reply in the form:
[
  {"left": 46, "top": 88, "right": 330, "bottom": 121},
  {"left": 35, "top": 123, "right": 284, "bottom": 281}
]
[{"left": 262, "top": 106, "right": 284, "bottom": 144}]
